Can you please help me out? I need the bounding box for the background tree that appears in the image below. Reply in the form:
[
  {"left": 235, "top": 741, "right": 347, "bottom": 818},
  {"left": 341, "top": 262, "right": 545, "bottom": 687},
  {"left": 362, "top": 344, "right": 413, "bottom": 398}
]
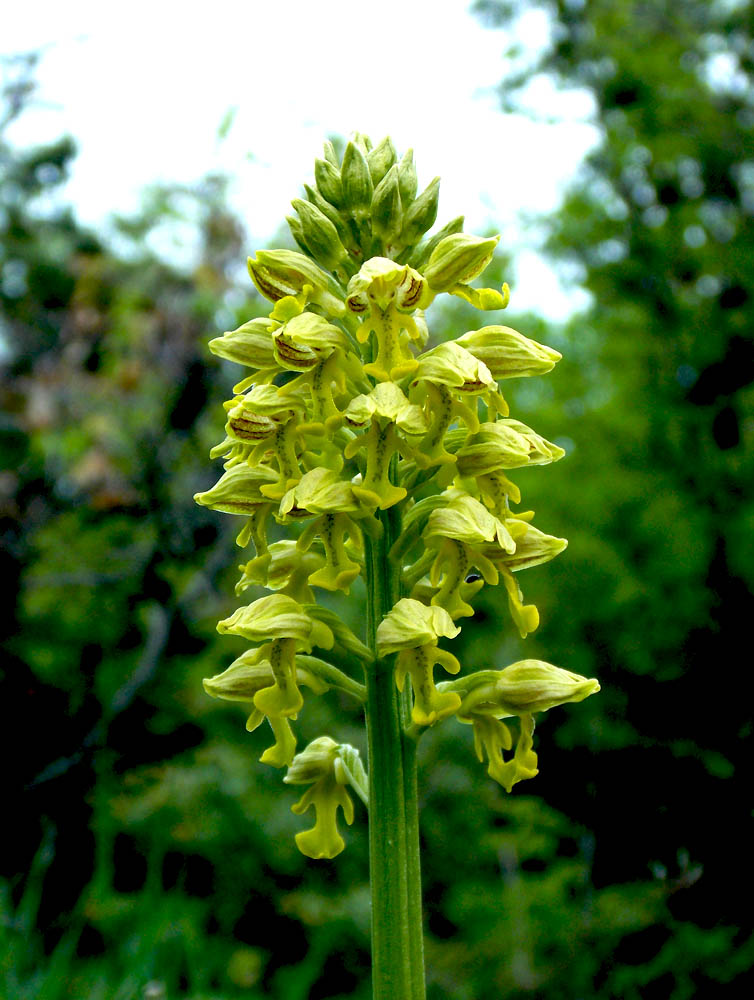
[{"left": 468, "top": 0, "right": 754, "bottom": 995}]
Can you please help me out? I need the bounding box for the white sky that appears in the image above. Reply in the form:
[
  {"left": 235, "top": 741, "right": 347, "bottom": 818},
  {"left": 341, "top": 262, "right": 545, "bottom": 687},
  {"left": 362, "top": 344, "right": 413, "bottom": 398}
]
[{"left": 3, "top": 0, "right": 599, "bottom": 318}]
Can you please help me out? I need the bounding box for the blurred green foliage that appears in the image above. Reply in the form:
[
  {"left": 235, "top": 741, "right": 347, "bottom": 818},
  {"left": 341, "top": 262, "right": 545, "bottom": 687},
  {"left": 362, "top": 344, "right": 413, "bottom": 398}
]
[{"left": 2, "top": 0, "right": 754, "bottom": 989}]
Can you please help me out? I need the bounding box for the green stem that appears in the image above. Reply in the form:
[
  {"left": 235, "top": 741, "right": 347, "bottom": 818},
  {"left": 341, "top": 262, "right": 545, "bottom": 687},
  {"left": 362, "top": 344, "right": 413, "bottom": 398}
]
[{"left": 365, "top": 505, "right": 426, "bottom": 1000}]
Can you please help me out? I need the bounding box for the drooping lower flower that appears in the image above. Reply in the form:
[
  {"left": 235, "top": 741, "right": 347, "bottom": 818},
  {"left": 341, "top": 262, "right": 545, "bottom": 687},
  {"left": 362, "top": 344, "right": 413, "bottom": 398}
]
[
  {"left": 377, "top": 598, "right": 462, "bottom": 725},
  {"left": 284, "top": 737, "right": 366, "bottom": 859},
  {"left": 217, "top": 595, "right": 334, "bottom": 721},
  {"left": 440, "top": 660, "right": 600, "bottom": 790}
]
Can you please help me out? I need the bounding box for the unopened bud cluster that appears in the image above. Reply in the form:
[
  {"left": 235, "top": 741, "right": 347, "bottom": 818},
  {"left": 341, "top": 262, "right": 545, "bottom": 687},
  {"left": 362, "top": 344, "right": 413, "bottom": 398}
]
[{"left": 197, "top": 134, "right": 598, "bottom": 858}]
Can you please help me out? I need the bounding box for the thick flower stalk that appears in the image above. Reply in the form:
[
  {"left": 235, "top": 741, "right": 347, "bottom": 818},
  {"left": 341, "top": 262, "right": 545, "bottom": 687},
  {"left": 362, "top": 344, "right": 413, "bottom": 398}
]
[{"left": 196, "top": 133, "right": 599, "bottom": 1000}]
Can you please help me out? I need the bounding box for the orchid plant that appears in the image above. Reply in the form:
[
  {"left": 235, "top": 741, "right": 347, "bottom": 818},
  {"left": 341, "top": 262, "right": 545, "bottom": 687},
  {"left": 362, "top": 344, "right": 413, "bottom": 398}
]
[{"left": 195, "top": 134, "right": 599, "bottom": 999}]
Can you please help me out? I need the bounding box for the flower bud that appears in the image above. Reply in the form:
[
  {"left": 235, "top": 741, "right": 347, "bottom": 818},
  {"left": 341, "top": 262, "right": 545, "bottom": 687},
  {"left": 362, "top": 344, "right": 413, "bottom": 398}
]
[
  {"left": 314, "top": 157, "right": 343, "bottom": 208},
  {"left": 304, "top": 184, "right": 351, "bottom": 243},
  {"left": 351, "top": 132, "right": 372, "bottom": 154},
  {"left": 408, "top": 215, "right": 465, "bottom": 270},
  {"left": 457, "top": 326, "right": 562, "bottom": 379},
  {"left": 341, "top": 141, "right": 374, "bottom": 220},
  {"left": 400, "top": 177, "right": 440, "bottom": 246},
  {"left": 286, "top": 214, "right": 310, "bottom": 257},
  {"left": 322, "top": 140, "right": 339, "bottom": 166},
  {"left": 397, "top": 148, "right": 418, "bottom": 205},
  {"left": 367, "top": 135, "right": 398, "bottom": 185},
  {"left": 291, "top": 198, "right": 348, "bottom": 271},
  {"left": 371, "top": 164, "right": 403, "bottom": 246},
  {"left": 423, "top": 234, "right": 499, "bottom": 291}
]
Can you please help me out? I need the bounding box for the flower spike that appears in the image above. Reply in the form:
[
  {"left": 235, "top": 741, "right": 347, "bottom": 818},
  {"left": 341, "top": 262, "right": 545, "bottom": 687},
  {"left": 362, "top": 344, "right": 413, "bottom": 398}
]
[{"left": 196, "top": 133, "right": 597, "bottom": 870}]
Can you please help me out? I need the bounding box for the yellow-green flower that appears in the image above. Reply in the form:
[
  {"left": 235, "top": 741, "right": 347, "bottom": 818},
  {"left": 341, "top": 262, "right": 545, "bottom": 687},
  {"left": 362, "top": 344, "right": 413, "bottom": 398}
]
[
  {"left": 420, "top": 494, "right": 516, "bottom": 619},
  {"left": 284, "top": 737, "right": 357, "bottom": 859},
  {"left": 272, "top": 311, "right": 352, "bottom": 371},
  {"left": 442, "top": 660, "right": 599, "bottom": 791},
  {"left": 218, "top": 595, "right": 334, "bottom": 719},
  {"left": 194, "top": 465, "right": 278, "bottom": 552},
  {"left": 203, "top": 646, "right": 331, "bottom": 767},
  {"left": 235, "top": 540, "right": 326, "bottom": 604},
  {"left": 278, "top": 469, "right": 366, "bottom": 593},
  {"left": 377, "top": 598, "right": 462, "bottom": 725},
  {"left": 422, "top": 233, "right": 509, "bottom": 310},
  {"left": 344, "top": 382, "right": 427, "bottom": 509},
  {"left": 345, "top": 257, "right": 430, "bottom": 381}
]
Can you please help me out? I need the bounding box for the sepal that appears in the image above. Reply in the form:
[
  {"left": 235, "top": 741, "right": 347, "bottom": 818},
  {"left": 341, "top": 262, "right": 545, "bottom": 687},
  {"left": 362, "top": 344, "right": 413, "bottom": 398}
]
[
  {"left": 414, "top": 341, "right": 496, "bottom": 395},
  {"left": 424, "top": 494, "right": 516, "bottom": 554},
  {"left": 280, "top": 467, "right": 360, "bottom": 517},
  {"left": 457, "top": 325, "right": 562, "bottom": 379},
  {"left": 487, "top": 523, "right": 568, "bottom": 573},
  {"left": 491, "top": 659, "right": 600, "bottom": 715},
  {"left": 248, "top": 249, "right": 345, "bottom": 315},
  {"left": 345, "top": 382, "right": 427, "bottom": 436},
  {"left": 377, "top": 597, "right": 460, "bottom": 653},
  {"left": 456, "top": 420, "right": 564, "bottom": 476},
  {"left": 209, "top": 317, "right": 279, "bottom": 372},
  {"left": 217, "top": 594, "right": 334, "bottom": 651},
  {"left": 194, "top": 465, "right": 278, "bottom": 515},
  {"left": 407, "top": 215, "right": 465, "bottom": 270}
]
